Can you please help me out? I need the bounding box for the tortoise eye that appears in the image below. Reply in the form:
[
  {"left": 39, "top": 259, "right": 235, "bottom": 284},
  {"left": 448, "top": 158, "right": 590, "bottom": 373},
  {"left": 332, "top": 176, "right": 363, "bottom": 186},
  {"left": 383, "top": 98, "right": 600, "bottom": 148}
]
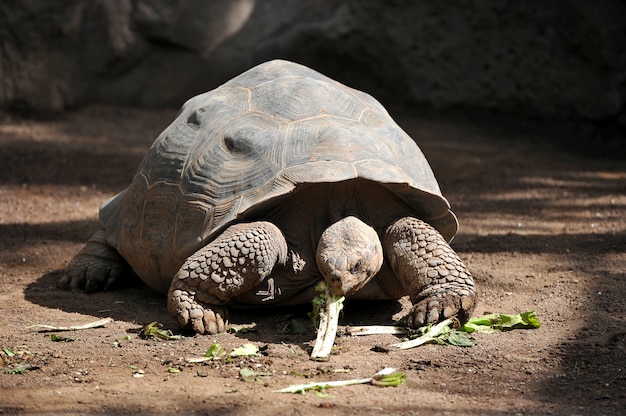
[{"left": 351, "top": 260, "right": 362, "bottom": 274}]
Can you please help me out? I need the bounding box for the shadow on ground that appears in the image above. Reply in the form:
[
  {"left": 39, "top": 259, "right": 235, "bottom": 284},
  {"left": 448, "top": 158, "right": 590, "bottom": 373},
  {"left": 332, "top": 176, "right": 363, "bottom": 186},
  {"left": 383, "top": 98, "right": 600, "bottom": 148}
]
[{"left": 4, "top": 106, "right": 625, "bottom": 413}]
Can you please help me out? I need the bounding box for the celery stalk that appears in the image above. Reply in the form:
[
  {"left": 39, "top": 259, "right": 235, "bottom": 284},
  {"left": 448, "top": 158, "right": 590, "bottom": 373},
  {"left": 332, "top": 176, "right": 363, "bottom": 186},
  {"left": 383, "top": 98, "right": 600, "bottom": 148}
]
[
  {"left": 310, "top": 281, "right": 344, "bottom": 361},
  {"left": 389, "top": 318, "right": 455, "bottom": 350},
  {"left": 275, "top": 367, "right": 405, "bottom": 393}
]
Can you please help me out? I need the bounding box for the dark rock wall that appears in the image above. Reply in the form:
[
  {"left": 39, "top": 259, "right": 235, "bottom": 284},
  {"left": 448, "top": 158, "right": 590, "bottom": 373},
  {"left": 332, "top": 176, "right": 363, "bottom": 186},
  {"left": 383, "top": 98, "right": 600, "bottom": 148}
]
[{"left": 1, "top": 0, "right": 625, "bottom": 124}]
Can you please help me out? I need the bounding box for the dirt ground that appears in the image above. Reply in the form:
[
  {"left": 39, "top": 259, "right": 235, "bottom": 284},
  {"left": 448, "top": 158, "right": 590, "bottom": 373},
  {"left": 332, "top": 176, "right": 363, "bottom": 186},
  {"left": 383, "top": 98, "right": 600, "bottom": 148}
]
[{"left": 0, "top": 105, "right": 624, "bottom": 415}]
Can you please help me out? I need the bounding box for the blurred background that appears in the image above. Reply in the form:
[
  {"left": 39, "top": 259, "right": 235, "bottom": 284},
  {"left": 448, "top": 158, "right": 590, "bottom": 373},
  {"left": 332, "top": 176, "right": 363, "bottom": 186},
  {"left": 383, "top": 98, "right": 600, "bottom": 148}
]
[{"left": 1, "top": 0, "right": 625, "bottom": 151}]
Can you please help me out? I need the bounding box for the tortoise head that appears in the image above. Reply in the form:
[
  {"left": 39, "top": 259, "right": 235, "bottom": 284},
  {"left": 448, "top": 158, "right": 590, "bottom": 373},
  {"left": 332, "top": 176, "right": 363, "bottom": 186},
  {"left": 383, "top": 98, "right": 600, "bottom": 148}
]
[{"left": 315, "top": 216, "right": 383, "bottom": 296}]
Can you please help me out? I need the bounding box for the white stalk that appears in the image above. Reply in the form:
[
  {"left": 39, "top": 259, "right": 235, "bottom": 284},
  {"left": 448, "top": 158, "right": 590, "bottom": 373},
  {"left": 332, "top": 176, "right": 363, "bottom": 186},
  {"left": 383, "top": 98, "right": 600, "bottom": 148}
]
[
  {"left": 346, "top": 325, "right": 409, "bottom": 336},
  {"left": 310, "top": 282, "right": 344, "bottom": 361},
  {"left": 275, "top": 367, "right": 399, "bottom": 393},
  {"left": 389, "top": 318, "right": 454, "bottom": 350}
]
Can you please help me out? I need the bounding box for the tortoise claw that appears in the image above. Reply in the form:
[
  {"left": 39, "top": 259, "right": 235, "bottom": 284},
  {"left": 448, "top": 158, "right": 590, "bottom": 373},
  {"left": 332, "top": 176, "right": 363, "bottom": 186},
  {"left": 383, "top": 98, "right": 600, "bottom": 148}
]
[
  {"left": 60, "top": 231, "right": 131, "bottom": 292},
  {"left": 408, "top": 288, "right": 476, "bottom": 328},
  {"left": 167, "top": 286, "right": 228, "bottom": 335}
]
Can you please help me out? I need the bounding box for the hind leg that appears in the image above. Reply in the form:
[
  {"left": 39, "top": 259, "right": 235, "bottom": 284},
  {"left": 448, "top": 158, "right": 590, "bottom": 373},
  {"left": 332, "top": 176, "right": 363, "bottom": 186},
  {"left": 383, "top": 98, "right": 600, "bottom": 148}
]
[
  {"left": 383, "top": 217, "right": 476, "bottom": 327},
  {"left": 167, "top": 221, "right": 288, "bottom": 334},
  {"left": 59, "top": 230, "right": 134, "bottom": 292}
]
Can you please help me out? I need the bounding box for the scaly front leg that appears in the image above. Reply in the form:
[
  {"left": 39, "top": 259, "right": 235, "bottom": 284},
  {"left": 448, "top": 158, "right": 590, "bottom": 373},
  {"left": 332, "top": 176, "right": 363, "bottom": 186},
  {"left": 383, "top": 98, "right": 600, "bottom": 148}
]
[
  {"left": 383, "top": 217, "right": 476, "bottom": 327},
  {"left": 167, "top": 221, "right": 288, "bottom": 334}
]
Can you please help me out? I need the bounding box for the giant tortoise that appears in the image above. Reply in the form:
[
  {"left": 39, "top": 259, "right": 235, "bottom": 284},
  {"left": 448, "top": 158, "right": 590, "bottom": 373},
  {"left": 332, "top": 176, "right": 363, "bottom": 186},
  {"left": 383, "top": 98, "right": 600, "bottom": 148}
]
[{"left": 61, "top": 60, "right": 476, "bottom": 334}]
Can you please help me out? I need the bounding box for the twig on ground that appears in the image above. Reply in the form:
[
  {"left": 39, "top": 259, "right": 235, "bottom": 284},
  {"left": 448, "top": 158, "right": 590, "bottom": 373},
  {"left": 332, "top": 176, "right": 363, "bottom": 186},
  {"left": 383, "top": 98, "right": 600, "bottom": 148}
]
[{"left": 26, "top": 317, "right": 114, "bottom": 332}]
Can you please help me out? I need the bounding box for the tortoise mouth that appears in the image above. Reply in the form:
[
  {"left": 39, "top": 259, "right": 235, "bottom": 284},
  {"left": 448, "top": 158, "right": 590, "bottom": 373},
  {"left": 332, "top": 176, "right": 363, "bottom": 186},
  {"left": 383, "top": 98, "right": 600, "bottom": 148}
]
[{"left": 326, "top": 269, "right": 374, "bottom": 296}]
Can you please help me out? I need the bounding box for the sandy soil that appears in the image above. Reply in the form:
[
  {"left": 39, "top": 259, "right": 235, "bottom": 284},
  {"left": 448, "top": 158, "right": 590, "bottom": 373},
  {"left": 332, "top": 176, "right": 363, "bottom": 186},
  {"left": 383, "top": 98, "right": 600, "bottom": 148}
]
[{"left": 0, "top": 106, "right": 624, "bottom": 415}]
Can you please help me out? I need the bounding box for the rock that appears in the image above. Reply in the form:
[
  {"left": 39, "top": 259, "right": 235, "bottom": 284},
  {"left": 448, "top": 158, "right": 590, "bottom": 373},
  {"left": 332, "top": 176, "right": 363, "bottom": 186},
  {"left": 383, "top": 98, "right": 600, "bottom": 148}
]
[{"left": 1, "top": 0, "right": 624, "bottom": 123}]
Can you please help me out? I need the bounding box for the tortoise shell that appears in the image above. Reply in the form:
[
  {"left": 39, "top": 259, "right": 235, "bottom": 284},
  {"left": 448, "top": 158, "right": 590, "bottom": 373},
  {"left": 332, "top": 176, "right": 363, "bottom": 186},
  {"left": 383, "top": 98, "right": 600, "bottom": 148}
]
[{"left": 99, "top": 60, "right": 457, "bottom": 293}]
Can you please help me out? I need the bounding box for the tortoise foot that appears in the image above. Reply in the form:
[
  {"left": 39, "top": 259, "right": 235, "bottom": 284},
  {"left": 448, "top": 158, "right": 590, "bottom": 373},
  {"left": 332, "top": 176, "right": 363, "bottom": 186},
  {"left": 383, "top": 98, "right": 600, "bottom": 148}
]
[
  {"left": 384, "top": 216, "right": 476, "bottom": 327},
  {"left": 167, "top": 220, "right": 287, "bottom": 334},
  {"left": 59, "top": 230, "right": 131, "bottom": 292},
  {"left": 168, "top": 284, "right": 229, "bottom": 335},
  {"left": 408, "top": 284, "right": 476, "bottom": 327}
]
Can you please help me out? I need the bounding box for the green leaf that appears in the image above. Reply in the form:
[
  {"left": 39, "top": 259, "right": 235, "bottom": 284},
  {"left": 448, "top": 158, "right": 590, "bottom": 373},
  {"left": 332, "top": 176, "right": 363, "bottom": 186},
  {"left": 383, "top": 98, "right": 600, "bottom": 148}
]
[
  {"left": 371, "top": 372, "right": 407, "bottom": 387},
  {"left": 167, "top": 367, "right": 181, "bottom": 373},
  {"left": 50, "top": 334, "right": 76, "bottom": 342},
  {"left": 460, "top": 311, "right": 542, "bottom": 333},
  {"left": 309, "top": 281, "right": 328, "bottom": 328},
  {"left": 229, "top": 343, "right": 259, "bottom": 357},
  {"left": 227, "top": 325, "right": 256, "bottom": 334},
  {"left": 141, "top": 322, "right": 182, "bottom": 341},
  {"left": 2, "top": 347, "right": 15, "bottom": 357},
  {"left": 282, "top": 319, "right": 307, "bottom": 335},
  {"left": 7, "top": 362, "right": 38, "bottom": 374},
  {"left": 459, "top": 322, "right": 498, "bottom": 334},
  {"left": 517, "top": 311, "right": 542, "bottom": 329},
  {"left": 8, "top": 365, "right": 28, "bottom": 374},
  {"left": 204, "top": 343, "right": 227, "bottom": 360},
  {"left": 239, "top": 368, "right": 256, "bottom": 378},
  {"left": 443, "top": 330, "right": 475, "bottom": 347},
  {"left": 239, "top": 367, "right": 272, "bottom": 381},
  {"left": 9, "top": 369, "right": 26, "bottom": 374}
]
